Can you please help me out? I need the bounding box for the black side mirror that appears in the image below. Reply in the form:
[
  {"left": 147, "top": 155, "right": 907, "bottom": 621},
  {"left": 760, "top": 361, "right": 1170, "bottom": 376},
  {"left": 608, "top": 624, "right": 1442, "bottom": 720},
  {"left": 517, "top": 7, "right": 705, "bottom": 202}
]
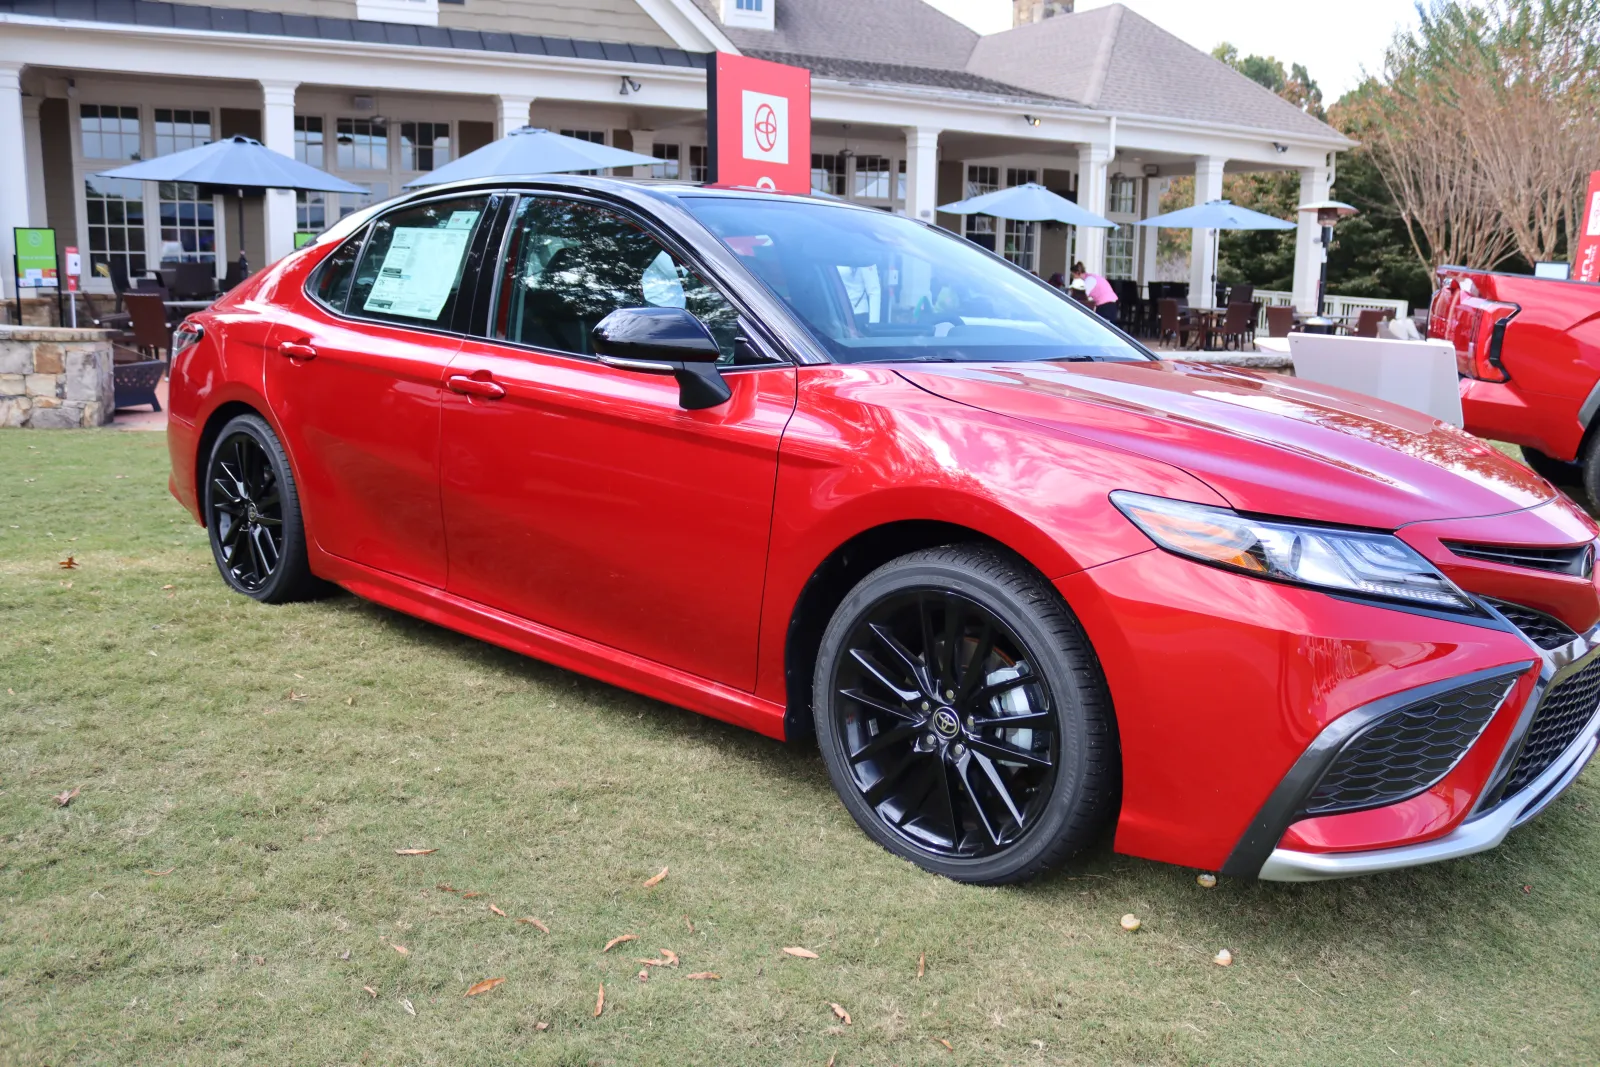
[{"left": 591, "top": 307, "right": 731, "bottom": 410}]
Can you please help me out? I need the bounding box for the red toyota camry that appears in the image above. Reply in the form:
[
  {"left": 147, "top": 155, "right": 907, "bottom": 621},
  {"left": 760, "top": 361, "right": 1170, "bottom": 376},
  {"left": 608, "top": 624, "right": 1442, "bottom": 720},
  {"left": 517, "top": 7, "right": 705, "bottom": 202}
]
[{"left": 166, "top": 177, "right": 1600, "bottom": 885}]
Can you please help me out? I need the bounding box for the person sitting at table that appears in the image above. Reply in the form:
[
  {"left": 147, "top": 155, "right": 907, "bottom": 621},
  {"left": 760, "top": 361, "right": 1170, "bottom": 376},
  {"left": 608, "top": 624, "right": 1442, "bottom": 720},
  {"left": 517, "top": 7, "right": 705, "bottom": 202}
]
[{"left": 1071, "top": 261, "right": 1119, "bottom": 325}]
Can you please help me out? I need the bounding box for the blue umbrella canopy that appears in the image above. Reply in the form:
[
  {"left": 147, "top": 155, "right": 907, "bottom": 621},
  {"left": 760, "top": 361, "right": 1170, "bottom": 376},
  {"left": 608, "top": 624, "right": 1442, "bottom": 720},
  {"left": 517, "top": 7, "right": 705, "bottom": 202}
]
[
  {"left": 405, "top": 126, "right": 658, "bottom": 188},
  {"left": 95, "top": 134, "right": 365, "bottom": 193},
  {"left": 1136, "top": 199, "right": 1295, "bottom": 230},
  {"left": 938, "top": 182, "right": 1118, "bottom": 228}
]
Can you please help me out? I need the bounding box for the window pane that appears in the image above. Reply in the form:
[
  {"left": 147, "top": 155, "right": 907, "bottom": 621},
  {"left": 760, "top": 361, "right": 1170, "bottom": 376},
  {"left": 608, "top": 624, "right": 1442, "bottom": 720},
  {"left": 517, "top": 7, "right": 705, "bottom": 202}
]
[
  {"left": 810, "top": 153, "right": 844, "bottom": 196},
  {"left": 310, "top": 230, "right": 364, "bottom": 312},
  {"left": 496, "top": 197, "right": 739, "bottom": 362},
  {"left": 295, "top": 115, "right": 325, "bottom": 168},
  {"left": 337, "top": 118, "right": 389, "bottom": 170},
  {"left": 651, "top": 143, "right": 680, "bottom": 180},
  {"left": 84, "top": 176, "right": 147, "bottom": 282},
  {"left": 348, "top": 195, "right": 489, "bottom": 325},
  {"left": 853, "top": 156, "right": 891, "bottom": 200},
  {"left": 157, "top": 182, "right": 216, "bottom": 264}
]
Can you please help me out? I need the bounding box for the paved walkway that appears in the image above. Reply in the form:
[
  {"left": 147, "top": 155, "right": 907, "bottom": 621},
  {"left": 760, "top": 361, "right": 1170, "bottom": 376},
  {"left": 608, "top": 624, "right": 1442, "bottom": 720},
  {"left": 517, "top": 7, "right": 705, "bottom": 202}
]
[{"left": 113, "top": 378, "right": 168, "bottom": 431}]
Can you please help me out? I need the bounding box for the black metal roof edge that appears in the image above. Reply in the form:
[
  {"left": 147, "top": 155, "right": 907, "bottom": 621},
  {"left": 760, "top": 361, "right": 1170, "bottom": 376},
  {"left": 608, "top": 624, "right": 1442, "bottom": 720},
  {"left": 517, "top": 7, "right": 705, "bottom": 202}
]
[{"left": 0, "top": 0, "right": 710, "bottom": 69}]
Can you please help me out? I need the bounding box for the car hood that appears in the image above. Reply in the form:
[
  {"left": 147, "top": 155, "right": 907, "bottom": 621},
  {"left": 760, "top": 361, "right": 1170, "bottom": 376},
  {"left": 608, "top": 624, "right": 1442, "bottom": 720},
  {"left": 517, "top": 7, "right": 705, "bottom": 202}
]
[{"left": 897, "top": 359, "right": 1554, "bottom": 529}]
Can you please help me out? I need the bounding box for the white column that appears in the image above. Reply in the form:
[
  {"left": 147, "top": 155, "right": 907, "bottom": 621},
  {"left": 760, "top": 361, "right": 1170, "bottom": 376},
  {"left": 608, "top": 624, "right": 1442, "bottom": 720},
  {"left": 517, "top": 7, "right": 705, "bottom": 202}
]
[
  {"left": 1076, "top": 143, "right": 1111, "bottom": 275},
  {"left": 496, "top": 95, "right": 533, "bottom": 139},
  {"left": 1137, "top": 175, "right": 1161, "bottom": 286},
  {"left": 1188, "top": 155, "right": 1226, "bottom": 304},
  {"left": 260, "top": 80, "right": 299, "bottom": 268},
  {"left": 903, "top": 126, "right": 940, "bottom": 223},
  {"left": 0, "top": 63, "right": 30, "bottom": 303},
  {"left": 628, "top": 129, "right": 655, "bottom": 179},
  {"left": 1291, "top": 164, "right": 1332, "bottom": 314},
  {"left": 22, "top": 94, "right": 46, "bottom": 226}
]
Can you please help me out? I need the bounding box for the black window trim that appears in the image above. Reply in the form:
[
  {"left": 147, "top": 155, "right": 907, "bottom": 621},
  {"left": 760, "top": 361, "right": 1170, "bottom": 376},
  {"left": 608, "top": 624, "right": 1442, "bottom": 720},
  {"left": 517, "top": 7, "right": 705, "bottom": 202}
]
[
  {"left": 471, "top": 188, "right": 795, "bottom": 375},
  {"left": 302, "top": 188, "right": 511, "bottom": 342}
]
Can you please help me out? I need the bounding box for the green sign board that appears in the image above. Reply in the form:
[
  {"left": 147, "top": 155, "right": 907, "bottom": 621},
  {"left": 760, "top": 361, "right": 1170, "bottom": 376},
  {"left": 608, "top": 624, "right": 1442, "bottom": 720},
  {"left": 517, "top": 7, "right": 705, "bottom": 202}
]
[
  {"left": 14, "top": 228, "right": 58, "bottom": 289},
  {"left": 294, "top": 231, "right": 317, "bottom": 250}
]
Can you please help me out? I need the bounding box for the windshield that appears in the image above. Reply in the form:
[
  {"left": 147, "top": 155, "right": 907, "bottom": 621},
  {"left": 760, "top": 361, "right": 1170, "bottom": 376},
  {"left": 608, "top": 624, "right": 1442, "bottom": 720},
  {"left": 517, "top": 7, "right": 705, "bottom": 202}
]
[{"left": 681, "top": 196, "right": 1152, "bottom": 365}]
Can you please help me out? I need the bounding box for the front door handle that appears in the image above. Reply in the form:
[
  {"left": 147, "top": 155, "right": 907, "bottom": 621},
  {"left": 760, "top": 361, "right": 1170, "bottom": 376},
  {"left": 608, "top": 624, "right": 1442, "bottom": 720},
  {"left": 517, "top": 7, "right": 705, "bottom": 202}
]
[
  {"left": 447, "top": 373, "right": 507, "bottom": 400},
  {"left": 277, "top": 340, "right": 317, "bottom": 361}
]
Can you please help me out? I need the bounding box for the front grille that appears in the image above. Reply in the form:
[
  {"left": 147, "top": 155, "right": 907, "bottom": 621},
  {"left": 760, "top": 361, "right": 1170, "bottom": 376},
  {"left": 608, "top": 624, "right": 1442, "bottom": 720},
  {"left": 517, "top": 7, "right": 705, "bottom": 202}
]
[
  {"left": 1501, "top": 656, "right": 1600, "bottom": 798},
  {"left": 1301, "top": 676, "right": 1515, "bottom": 817},
  {"left": 1486, "top": 598, "right": 1580, "bottom": 650},
  {"left": 1446, "top": 540, "right": 1594, "bottom": 578}
]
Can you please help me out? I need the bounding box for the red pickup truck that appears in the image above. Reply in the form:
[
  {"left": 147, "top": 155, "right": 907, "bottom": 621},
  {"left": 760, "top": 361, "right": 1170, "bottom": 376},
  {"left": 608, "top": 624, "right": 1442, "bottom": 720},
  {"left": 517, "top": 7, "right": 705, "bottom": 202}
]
[{"left": 1433, "top": 266, "right": 1600, "bottom": 495}]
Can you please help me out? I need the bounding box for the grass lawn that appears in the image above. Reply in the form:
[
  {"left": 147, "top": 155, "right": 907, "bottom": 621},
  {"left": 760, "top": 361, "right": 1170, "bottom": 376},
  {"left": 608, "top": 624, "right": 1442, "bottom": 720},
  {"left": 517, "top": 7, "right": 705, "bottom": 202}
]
[{"left": 2, "top": 428, "right": 1599, "bottom": 1066}]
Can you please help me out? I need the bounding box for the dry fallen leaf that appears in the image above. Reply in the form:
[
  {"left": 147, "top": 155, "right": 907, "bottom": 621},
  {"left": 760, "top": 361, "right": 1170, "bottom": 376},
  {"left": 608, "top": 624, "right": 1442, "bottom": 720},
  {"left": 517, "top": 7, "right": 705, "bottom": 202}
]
[
  {"left": 535, "top": 1021, "right": 550, "bottom": 1031},
  {"left": 436, "top": 883, "right": 458, "bottom": 893},
  {"left": 604, "top": 934, "right": 638, "bottom": 953},
  {"left": 1120, "top": 914, "right": 1141, "bottom": 932},
  {"left": 53, "top": 787, "right": 79, "bottom": 807},
  {"left": 660, "top": 948, "right": 679, "bottom": 967},
  {"left": 489, "top": 904, "right": 506, "bottom": 917},
  {"left": 339, "top": 949, "right": 351, "bottom": 961},
  {"left": 686, "top": 972, "right": 720, "bottom": 981},
  {"left": 517, "top": 917, "right": 550, "bottom": 934},
  {"left": 1213, "top": 948, "right": 1234, "bottom": 967},
  {"left": 162, "top": 584, "right": 174, "bottom": 590},
  {"left": 684, "top": 916, "right": 695, "bottom": 933},
  {"left": 1197, "top": 873, "right": 1218, "bottom": 888},
  {"left": 637, "top": 969, "right": 649, "bottom": 983},
  {"left": 401, "top": 998, "right": 416, "bottom": 1016},
  {"left": 345, "top": 697, "right": 355, "bottom": 706},
  {"left": 251, "top": 956, "right": 266, "bottom": 966},
  {"left": 642, "top": 866, "right": 669, "bottom": 889},
  {"left": 782, "top": 946, "right": 819, "bottom": 959},
  {"left": 393, "top": 848, "right": 437, "bottom": 856},
  {"left": 392, "top": 944, "right": 409, "bottom": 956},
  {"left": 464, "top": 977, "right": 506, "bottom": 997},
  {"left": 830, "top": 1002, "right": 852, "bottom": 1025},
  {"left": 937, "top": 1038, "right": 954, "bottom": 1051},
  {"left": 461, "top": 891, "right": 481, "bottom": 899},
  {"left": 59, "top": 556, "right": 78, "bottom": 569},
  {"left": 144, "top": 868, "right": 175, "bottom": 877},
  {"left": 917, "top": 951, "right": 926, "bottom": 978},
  {"left": 594, "top": 983, "right": 605, "bottom": 1017},
  {"left": 826, "top": 1055, "right": 836, "bottom": 1067},
  {"left": 363, "top": 986, "right": 378, "bottom": 999}
]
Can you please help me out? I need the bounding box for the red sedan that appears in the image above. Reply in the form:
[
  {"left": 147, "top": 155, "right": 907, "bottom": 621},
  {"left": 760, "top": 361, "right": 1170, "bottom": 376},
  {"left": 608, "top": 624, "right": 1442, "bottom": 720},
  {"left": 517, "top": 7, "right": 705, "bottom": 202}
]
[{"left": 166, "top": 177, "right": 1600, "bottom": 884}]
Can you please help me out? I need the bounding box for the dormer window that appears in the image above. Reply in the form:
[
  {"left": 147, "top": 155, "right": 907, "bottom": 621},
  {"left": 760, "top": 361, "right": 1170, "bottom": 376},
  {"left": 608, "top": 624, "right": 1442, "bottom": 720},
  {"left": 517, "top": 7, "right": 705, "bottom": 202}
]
[{"left": 723, "top": 0, "right": 774, "bottom": 30}]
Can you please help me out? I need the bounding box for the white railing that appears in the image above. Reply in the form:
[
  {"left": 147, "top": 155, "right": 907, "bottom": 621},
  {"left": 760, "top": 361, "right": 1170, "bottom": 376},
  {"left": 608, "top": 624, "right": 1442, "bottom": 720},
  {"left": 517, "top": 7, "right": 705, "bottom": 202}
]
[{"left": 1251, "top": 290, "right": 1409, "bottom": 331}]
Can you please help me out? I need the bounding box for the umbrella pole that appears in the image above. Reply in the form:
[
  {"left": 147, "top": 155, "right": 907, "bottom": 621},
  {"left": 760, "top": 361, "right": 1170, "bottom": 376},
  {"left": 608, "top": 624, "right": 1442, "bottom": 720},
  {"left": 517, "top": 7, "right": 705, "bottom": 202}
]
[{"left": 237, "top": 188, "right": 249, "bottom": 276}]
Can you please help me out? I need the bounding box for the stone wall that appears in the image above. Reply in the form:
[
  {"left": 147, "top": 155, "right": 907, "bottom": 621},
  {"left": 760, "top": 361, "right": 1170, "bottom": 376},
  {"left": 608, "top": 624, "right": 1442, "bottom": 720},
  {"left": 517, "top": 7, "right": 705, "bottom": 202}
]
[{"left": 0, "top": 327, "right": 116, "bottom": 428}]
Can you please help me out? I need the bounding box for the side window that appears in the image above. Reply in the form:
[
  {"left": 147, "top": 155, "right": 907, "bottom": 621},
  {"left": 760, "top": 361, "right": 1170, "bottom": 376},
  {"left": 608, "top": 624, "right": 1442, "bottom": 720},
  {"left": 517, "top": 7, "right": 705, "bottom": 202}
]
[
  {"left": 308, "top": 232, "right": 362, "bottom": 313},
  {"left": 346, "top": 195, "right": 491, "bottom": 328},
  {"left": 495, "top": 196, "right": 749, "bottom": 364}
]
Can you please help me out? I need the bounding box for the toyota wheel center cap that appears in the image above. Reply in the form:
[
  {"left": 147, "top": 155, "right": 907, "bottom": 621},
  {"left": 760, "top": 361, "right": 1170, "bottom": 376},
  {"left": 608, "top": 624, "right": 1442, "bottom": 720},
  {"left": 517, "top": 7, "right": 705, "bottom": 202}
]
[{"left": 931, "top": 707, "right": 960, "bottom": 739}]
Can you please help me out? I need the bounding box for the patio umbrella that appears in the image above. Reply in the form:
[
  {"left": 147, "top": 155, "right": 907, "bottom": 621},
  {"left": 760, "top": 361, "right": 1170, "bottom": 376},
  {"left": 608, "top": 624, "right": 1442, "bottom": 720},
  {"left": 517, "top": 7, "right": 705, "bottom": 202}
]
[
  {"left": 404, "top": 126, "right": 658, "bottom": 189},
  {"left": 1137, "top": 199, "right": 1295, "bottom": 302},
  {"left": 97, "top": 135, "right": 367, "bottom": 274},
  {"left": 938, "top": 182, "right": 1118, "bottom": 229}
]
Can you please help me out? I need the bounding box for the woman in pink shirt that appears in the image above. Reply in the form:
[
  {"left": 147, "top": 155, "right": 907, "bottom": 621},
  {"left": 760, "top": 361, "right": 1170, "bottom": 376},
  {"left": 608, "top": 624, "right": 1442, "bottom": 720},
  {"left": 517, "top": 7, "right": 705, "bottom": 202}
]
[{"left": 1071, "top": 261, "right": 1119, "bottom": 326}]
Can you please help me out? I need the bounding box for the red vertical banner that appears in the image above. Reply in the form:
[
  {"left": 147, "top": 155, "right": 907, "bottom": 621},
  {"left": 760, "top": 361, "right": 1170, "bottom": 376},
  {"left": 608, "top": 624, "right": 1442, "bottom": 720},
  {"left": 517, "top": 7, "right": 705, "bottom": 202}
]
[
  {"left": 1576, "top": 171, "right": 1600, "bottom": 283},
  {"left": 707, "top": 53, "right": 811, "bottom": 194}
]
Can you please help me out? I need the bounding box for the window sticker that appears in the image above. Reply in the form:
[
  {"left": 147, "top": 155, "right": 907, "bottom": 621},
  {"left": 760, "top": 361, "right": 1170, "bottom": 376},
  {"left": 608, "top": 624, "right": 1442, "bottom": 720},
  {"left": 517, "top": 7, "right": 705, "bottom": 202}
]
[
  {"left": 363, "top": 220, "right": 478, "bottom": 320},
  {"left": 445, "top": 210, "right": 480, "bottom": 230}
]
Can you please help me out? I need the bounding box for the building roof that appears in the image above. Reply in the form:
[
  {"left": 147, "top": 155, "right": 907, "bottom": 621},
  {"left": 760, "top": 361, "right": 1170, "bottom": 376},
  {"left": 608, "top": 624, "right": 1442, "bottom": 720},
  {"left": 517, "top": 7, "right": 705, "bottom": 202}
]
[
  {"left": 0, "top": 0, "right": 711, "bottom": 68},
  {"left": 965, "top": 4, "right": 1340, "bottom": 140},
  {"left": 690, "top": 0, "right": 978, "bottom": 72},
  {"left": 742, "top": 50, "right": 1061, "bottom": 103}
]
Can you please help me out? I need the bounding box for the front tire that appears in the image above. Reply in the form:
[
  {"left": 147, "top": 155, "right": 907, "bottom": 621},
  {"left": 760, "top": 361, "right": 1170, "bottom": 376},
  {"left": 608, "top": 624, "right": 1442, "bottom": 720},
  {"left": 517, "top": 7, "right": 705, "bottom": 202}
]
[
  {"left": 204, "top": 413, "right": 321, "bottom": 603},
  {"left": 812, "top": 545, "right": 1118, "bottom": 885},
  {"left": 1522, "top": 446, "right": 1581, "bottom": 487}
]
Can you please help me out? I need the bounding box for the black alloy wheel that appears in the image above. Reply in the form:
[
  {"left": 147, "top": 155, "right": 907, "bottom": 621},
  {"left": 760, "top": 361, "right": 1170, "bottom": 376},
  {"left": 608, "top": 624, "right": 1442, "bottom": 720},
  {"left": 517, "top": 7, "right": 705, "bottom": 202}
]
[
  {"left": 204, "top": 414, "right": 321, "bottom": 603},
  {"left": 814, "top": 545, "right": 1118, "bottom": 885}
]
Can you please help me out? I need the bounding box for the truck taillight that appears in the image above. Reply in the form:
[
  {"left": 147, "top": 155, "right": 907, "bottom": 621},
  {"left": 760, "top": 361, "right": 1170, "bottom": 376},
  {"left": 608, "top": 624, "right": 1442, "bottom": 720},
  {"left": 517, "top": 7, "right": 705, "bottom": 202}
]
[{"left": 1449, "top": 295, "right": 1518, "bottom": 382}]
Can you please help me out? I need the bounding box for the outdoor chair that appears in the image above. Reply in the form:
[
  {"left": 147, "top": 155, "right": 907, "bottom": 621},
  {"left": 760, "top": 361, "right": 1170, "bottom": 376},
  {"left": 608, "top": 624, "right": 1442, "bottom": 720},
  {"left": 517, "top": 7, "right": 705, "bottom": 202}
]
[
  {"left": 1352, "top": 308, "right": 1395, "bottom": 338},
  {"left": 1265, "top": 304, "right": 1296, "bottom": 338},
  {"left": 1214, "top": 302, "right": 1254, "bottom": 350},
  {"left": 122, "top": 293, "right": 173, "bottom": 363},
  {"left": 171, "top": 261, "right": 216, "bottom": 300},
  {"left": 221, "top": 258, "right": 248, "bottom": 293},
  {"left": 133, "top": 278, "right": 170, "bottom": 301},
  {"left": 1158, "top": 298, "right": 1191, "bottom": 348}
]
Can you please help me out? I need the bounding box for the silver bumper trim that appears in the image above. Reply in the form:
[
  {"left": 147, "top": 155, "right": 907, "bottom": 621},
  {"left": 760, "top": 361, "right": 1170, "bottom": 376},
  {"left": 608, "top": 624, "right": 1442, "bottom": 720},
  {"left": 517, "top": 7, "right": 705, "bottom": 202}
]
[{"left": 1259, "top": 702, "right": 1600, "bottom": 881}]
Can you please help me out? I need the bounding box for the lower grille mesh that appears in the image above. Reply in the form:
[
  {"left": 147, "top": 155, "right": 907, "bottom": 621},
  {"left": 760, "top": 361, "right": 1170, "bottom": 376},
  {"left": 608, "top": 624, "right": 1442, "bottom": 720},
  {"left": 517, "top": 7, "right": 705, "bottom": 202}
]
[
  {"left": 1486, "top": 599, "right": 1579, "bottom": 651},
  {"left": 1501, "top": 656, "right": 1600, "bottom": 798},
  {"left": 1301, "top": 676, "right": 1515, "bottom": 817}
]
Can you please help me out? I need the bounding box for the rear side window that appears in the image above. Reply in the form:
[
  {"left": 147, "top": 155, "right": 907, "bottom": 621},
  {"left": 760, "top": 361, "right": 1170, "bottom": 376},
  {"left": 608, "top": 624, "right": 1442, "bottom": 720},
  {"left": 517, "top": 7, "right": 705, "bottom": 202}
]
[
  {"left": 308, "top": 234, "right": 361, "bottom": 312},
  {"left": 345, "top": 195, "right": 491, "bottom": 328}
]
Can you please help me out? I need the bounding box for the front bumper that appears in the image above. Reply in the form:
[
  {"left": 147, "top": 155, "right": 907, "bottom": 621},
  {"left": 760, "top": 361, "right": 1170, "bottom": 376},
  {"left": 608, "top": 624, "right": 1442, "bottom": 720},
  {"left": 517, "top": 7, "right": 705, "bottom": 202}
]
[{"left": 1258, "top": 621, "right": 1600, "bottom": 881}]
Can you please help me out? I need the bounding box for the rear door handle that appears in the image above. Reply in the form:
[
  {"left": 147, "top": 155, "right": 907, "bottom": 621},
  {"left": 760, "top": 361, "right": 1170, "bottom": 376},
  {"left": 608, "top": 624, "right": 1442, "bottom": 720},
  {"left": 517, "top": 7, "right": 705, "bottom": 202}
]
[
  {"left": 277, "top": 341, "right": 317, "bottom": 361},
  {"left": 447, "top": 373, "right": 506, "bottom": 400}
]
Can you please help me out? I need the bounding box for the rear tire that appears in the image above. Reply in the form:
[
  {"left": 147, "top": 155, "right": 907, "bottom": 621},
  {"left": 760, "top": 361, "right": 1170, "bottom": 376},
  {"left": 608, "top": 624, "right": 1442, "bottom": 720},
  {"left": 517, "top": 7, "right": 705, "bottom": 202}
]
[
  {"left": 204, "top": 413, "right": 323, "bottom": 603},
  {"left": 1523, "top": 446, "right": 1582, "bottom": 487},
  {"left": 812, "top": 544, "right": 1118, "bottom": 885}
]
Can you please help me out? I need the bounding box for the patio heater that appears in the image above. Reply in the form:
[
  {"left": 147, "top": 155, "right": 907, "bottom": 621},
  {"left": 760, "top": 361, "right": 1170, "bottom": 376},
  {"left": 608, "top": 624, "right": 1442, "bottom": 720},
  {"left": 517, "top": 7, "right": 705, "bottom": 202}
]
[{"left": 1298, "top": 200, "right": 1358, "bottom": 319}]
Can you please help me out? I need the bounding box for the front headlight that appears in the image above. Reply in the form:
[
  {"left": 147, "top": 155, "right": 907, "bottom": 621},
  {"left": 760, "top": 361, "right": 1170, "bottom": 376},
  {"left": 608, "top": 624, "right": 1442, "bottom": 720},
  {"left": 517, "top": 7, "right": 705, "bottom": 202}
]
[{"left": 1110, "top": 491, "right": 1480, "bottom": 613}]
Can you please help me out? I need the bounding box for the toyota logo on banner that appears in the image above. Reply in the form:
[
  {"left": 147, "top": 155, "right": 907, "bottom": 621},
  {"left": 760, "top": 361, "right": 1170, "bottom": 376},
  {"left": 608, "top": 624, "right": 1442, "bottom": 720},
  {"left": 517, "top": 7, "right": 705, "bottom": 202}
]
[{"left": 742, "top": 91, "right": 789, "bottom": 165}]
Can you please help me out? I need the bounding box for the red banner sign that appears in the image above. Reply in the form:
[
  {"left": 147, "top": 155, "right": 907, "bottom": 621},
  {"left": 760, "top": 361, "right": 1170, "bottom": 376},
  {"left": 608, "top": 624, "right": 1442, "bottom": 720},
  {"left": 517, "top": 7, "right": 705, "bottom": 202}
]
[
  {"left": 706, "top": 53, "right": 811, "bottom": 194},
  {"left": 1577, "top": 171, "right": 1600, "bottom": 283}
]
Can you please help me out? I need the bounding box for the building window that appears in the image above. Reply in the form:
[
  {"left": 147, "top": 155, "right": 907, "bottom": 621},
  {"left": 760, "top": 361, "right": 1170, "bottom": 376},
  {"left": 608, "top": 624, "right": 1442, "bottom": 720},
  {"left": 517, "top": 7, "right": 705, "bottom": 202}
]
[
  {"left": 297, "top": 191, "right": 327, "bottom": 234},
  {"left": 560, "top": 130, "right": 607, "bottom": 175},
  {"left": 295, "top": 116, "right": 324, "bottom": 168},
  {"left": 81, "top": 104, "right": 140, "bottom": 160},
  {"left": 401, "top": 121, "right": 451, "bottom": 171},
  {"left": 896, "top": 159, "right": 906, "bottom": 202},
  {"left": 852, "top": 155, "right": 892, "bottom": 200},
  {"left": 1006, "top": 167, "right": 1038, "bottom": 188},
  {"left": 1003, "top": 169, "right": 1039, "bottom": 271},
  {"left": 1108, "top": 176, "right": 1136, "bottom": 215},
  {"left": 737, "top": 0, "right": 763, "bottom": 8},
  {"left": 651, "top": 143, "right": 680, "bottom": 179},
  {"left": 964, "top": 165, "right": 999, "bottom": 248},
  {"left": 84, "top": 176, "right": 147, "bottom": 280},
  {"left": 689, "top": 145, "right": 708, "bottom": 183},
  {"left": 336, "top": 118, "right": 389, "bottom": 170},
  {"left": 1105, "top": 222, "right": 1136, "bottom": 279},
  {"left": 157, "top": 182, "right": 216, "bottom": 263},
  {"left": 339, "top": 182, "right": 389, "bottom": 220},
  {"left": 811, "top": 153, "right": 845, "bottom": 196},
  {"left": 153, "top": 108, "right": 211, "bottom": 157}
]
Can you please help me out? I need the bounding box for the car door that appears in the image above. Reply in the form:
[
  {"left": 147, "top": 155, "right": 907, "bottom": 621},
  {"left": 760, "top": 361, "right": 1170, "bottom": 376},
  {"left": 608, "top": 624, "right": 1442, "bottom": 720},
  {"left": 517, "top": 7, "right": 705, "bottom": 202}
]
[
  {"left": 265, "top": 192, "right": 500, "bottom": 589},
  {"left": 441, "top": 193, "right": 797, "bottom": 690}
]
